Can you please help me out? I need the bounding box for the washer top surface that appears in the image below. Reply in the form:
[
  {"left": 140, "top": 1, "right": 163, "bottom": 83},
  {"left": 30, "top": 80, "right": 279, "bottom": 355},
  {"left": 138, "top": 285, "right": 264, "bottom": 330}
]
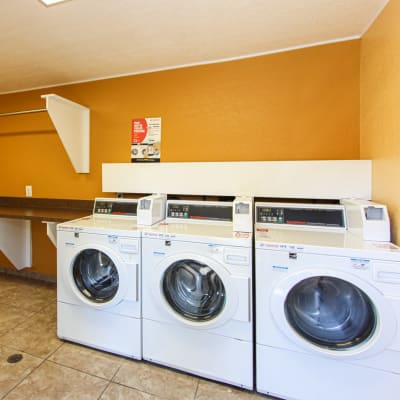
[
  {"left": 143, "top": 199, "right": 251, "bottom": 247},
  {"left": 57, "top": 215, "right": 141, "bottom": 236},
  {"left": 143, "top": 221, "right": 252, "bottom": 247},
  {"left": 255, "top": 226, "right": 400, "bottom": 260}
]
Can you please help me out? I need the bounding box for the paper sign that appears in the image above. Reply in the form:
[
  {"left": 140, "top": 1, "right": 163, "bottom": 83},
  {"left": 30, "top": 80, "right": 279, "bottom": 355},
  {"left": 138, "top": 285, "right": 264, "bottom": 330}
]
[{"left": 131, "top": 117, "right": 161, "bottom": 162}]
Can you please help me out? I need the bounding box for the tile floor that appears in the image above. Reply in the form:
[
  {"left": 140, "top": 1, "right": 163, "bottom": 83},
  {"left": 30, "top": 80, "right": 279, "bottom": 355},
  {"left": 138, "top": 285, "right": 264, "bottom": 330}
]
[{"left": 0, "top": 274, "right": 270, "bottom": 400}]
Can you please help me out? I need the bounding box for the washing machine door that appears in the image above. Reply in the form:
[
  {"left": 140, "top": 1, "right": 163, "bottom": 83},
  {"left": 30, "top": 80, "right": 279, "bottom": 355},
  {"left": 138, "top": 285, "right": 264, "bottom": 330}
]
[
  {"left": 154, "top": 253, "right": 243, "bottom": 329},
  {"left": 270, "top": 269, "right": 396, "bottom": 359},
  {"left": 65, "top": 244, "right": 129, "bottom": 309}
]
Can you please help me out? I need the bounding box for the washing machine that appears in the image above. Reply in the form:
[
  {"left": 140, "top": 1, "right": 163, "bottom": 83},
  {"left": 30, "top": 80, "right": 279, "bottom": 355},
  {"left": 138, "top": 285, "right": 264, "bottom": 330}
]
[
  {"left": 142, "top": 199, "right": 253, "bottom": 389},
  {"left": 255, "top": 202, "right": 400, "bottom": 400},
  {"left": 57, "top": 197, "right": 143, "bottom": 359}
]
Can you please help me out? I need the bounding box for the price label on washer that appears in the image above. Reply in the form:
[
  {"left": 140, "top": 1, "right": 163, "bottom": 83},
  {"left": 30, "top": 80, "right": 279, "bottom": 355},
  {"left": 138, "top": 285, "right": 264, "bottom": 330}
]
[{"left": 235, "top": 232, "right": 250, "bottom": 238}]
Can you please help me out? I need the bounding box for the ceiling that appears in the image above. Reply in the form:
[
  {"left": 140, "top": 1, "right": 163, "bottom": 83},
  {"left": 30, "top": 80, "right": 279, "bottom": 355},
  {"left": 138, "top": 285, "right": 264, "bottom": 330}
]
[{"left": 0, "top": 0, "right": 389, "bottom": 94}]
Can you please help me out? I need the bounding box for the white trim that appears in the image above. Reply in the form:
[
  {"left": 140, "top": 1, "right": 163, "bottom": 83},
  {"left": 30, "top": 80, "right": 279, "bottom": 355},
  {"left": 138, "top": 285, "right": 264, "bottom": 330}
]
[
  {"left": 360, "top": 0, "right": 390, "bottom": 37},
  {"left": 0, "top": 36, "right": 360, "bottom": 95}
]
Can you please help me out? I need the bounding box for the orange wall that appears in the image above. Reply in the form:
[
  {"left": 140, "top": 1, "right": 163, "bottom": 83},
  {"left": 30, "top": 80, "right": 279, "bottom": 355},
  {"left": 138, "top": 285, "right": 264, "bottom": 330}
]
[
  {"left": 0, "top": 40, "right": 361, "bottom": 275},
  {"left": 360, "top": 0, "right": 400, "bottom": 243}
]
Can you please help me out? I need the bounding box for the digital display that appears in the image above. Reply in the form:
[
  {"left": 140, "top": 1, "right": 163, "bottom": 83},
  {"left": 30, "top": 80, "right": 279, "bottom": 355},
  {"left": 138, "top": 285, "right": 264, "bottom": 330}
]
[
  {"left": 257, "top": 206, "right": 345, "bottom": 228},
  {"left": 94, "top": 200, "right": 138, "bottom": 216},
  {"left": 167, "top": 203, "right": 233, "bottom": 222}
]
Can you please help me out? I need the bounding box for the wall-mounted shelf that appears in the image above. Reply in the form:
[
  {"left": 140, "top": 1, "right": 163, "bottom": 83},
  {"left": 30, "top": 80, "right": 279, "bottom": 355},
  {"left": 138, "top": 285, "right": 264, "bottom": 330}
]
[
  {"left": 0, "top": 94, "right": 90, "bottom": 173},
  {"left": 0, "top": 197, "right": 93, "bottom": 269},
  {"left": 0, "top": 219, "right": 31, "bottom": 270},
  {"left": 103, "top": 160, "right": 372, "bottom": 199}
]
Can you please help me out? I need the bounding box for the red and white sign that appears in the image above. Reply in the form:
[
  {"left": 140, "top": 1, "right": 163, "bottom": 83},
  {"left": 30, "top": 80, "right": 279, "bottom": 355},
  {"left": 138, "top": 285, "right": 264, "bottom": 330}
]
[{"left": 131, "top": 117, "right": 161, "bottom": 162}]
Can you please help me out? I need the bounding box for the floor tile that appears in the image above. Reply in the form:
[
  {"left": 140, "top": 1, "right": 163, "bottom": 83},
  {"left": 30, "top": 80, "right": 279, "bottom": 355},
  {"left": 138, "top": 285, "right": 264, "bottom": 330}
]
[
  {"left": 0, "top": 273, "right": 269, "bottom": 400},
  {"left": 0, "top": 274, "right": 53, "bottom": 291},
  {"left": 39, "top": 301, "right": 57, "bottom": 318},
  {"left": 100, "top": 382, "right": 162, "bottom": 400},
  {"left": 3, "top": 361, "right": 108, "bottom": 400},
  {"left": 0, "top": 280, "right": 56, "bottom": 312},
  {"left": 0, "top": 275, "right": 21, "bottom": 290},
  {"left": 113, "top": 361, "right": 198, "bottom": 400},
  {"left": 0, "top": 273, "right": 32, "bottom": 284},
  {"left": 48, "top": 342, "right": 124, "bottom": 380},
  {"left": 0, "top": 346, "right": 42, "bottom": 398},
  {"left": 0, "top": 308, "right": 62, "bottom": 359},
  {"left": 195, "top": 380, "right": 269, "bottom": 400},
  {"left": 0, "top": 303, "right": 35, "bottom": 336}
]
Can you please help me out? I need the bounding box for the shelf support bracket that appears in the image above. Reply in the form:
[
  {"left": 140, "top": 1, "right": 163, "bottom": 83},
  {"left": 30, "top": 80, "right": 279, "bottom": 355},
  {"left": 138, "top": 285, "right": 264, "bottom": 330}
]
[
  {"left": 0, "top": 219, "right": 32, "bottom": 270},
  {"left": 42, "top": 221, "right": 57, "bottom": 247},
  {"left": 41, "top": 94, "right": 90, "bottom": 173}
]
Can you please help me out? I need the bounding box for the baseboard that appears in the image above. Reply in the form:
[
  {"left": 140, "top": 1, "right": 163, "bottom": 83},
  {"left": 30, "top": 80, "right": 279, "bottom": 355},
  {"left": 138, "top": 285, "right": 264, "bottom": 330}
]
[{"left": 0, "top": 266, "right": 56, "bottom": 283}]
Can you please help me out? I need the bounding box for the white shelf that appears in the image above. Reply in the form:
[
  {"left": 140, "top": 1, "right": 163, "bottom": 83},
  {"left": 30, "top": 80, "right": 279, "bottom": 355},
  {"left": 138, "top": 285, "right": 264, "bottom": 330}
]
[
  {"left": 0, "top": 219, "right": 32, "bottom": 270},
  {"left": 102, "top": 160, "right": 372, "bottom": 200},
  {"left": 43, "top": 221, "right": 57, "bottom": 247},
  {"left": 42, "top": 94, "right": 90, "bottom": 173}
]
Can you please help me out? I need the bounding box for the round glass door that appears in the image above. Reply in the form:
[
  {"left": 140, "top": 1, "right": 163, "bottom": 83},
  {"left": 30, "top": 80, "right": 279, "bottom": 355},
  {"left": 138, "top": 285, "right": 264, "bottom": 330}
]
[
  {"left": 73, "top": 249, "right": 119, "bottom": 303},
  {"left": 162, "top": 259, "right": 226, "bottom": 321},
  {"left": 285, "top": 276, "right": 377, "bottom": 350}
]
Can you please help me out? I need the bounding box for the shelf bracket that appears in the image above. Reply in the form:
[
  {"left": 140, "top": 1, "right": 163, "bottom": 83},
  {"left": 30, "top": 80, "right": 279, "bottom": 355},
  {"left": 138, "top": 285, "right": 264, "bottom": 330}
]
[
  {"left": 42, "top": 221, "right": 57, "bottom": 247},
  {"left": 0, "top": 219, "right": 32, "bottom": 270},
  {"left": 41, "top": 94, "right": 90, "bottom": 173}
]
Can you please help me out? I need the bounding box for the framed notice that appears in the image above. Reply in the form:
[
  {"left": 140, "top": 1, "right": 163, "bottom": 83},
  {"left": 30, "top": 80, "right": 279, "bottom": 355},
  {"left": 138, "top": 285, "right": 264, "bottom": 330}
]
[{"left": 131, "top": 117, "right": 161, "bottom": 162}]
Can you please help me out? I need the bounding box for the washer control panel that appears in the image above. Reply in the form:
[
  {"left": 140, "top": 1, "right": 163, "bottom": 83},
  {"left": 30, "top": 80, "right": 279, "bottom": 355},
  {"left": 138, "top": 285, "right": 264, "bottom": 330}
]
[
  {"left": 257, "top": 207, "right": 284, "bottom": 224},
  {"left": 256, "top": 202, "right": 346, "bottom": 229},
  {"left": 167, "top": 201, "right": 233, "bottom": 222},
  {"left": 93, "top": 198, "right": 138, "bottom": 217}
]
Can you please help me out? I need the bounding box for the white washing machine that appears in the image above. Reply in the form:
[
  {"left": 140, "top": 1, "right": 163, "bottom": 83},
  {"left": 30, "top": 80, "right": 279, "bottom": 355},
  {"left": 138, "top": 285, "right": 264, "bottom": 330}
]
[
  {"left": 142, "top": 200, "right": 253, "bottom": 389},
  {"left": 57, "top": 198, "right": 142, "bottom": 359},
  {"left": 255, "top": 202, "right": 400, "bottom": 400}
]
